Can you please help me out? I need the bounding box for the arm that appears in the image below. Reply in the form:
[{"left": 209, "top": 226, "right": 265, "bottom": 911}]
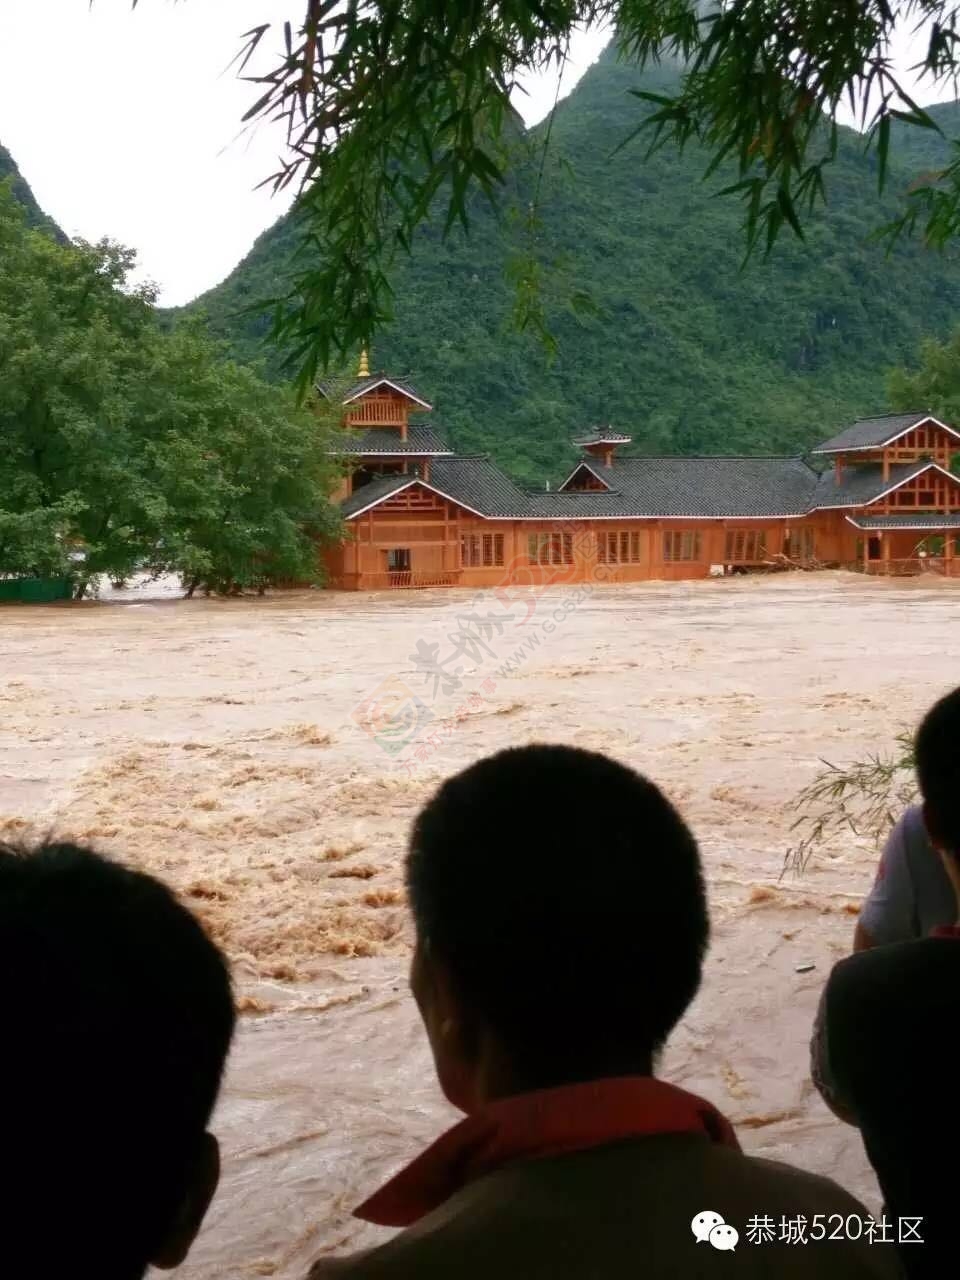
[
  {"left": 308, "top": 1259, "right": 367, "bottom": 1278},
  {"left": 852, "top": 919, "right": 876, "bottom": 953},
  {"left": 810, "top": 977, "right": 859, "bottom": 1127},
  {"left": 854, "top": 813, "right": 917, "bottom": 950}
]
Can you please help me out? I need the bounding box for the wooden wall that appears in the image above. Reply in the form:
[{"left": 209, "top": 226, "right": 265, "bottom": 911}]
[{"left": 326, "top": 507, "right": 836, "bottom": 588}]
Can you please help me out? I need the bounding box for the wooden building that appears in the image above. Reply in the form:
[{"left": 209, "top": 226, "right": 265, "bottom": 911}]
[{"left": 320, "top": 361, "right": 960, "bottom": 589}]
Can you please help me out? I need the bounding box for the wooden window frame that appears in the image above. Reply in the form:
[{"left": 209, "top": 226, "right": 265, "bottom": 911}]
[
  {"left": 597, "top": 529, "right": 644, "bottom": 564},
  {"left": 464, "top": 532, "right": 505, "bottom": 568},
  {"left": 663, "top": 531, "right": 702, "bottom": 563},
  {"left": 724, "top": 529, "right": 767, "bottom": 563},
  {"left": 529, "top": 532, "right": 572, "bottom": 566},
  {"left": 387, "top": 548, "right": 411, "bottom": 572}
]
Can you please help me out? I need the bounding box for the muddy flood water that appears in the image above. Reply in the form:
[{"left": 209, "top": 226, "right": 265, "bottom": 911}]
[{"left": 0, "top": 571, "right": 953, "bottom": 1277}]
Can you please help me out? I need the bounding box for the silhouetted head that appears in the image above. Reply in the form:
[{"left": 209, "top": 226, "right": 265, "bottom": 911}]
[
  {"left": 405, "top": 744, "right": 708, "bottom": 1111},
  {"left": 917, "top": 686, "right": 960, "bottom": 875},
  {"left": 0, "top": 839, "right": 235, "bottom": 1280}
]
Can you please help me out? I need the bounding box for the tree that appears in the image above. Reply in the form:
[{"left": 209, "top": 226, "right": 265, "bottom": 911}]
[
  {"left": 208, "top": 1, "right": 960, "bottom": 385},
  {"left": 131, "top": 321, "right": 343, "bottom": 595},
  {"left": 889, "top": 327, "right": 960, "bottom": 438},
  {"left": 0, "top": 184, "right": 341, "bottom": 596},
  {"left": 0, "top": 183, "right": 160, "bottom": 586},
  {"left": 784, "top": 734, "right": 917, "bottom": 876}
]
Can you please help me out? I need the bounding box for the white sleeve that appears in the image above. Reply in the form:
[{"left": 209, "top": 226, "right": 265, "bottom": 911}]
[{"left": 858, "top": 813, "right": 917, "bottom": 944}]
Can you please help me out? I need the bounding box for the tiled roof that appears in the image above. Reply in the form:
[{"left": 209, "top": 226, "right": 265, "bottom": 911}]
[
  {"left": 573, "top": 426, "right": 633, "bottom": 445},
  {"left": 846, "top": 514, "right": 960, "bottom": 530},
  {"left": 340, "top": 456, "right": 531, "bottom": 520},
  {"left": 339, "top": 474, "right": 413, "bottom": 518},
  {"left": 429, "top": 456, "right": 531, "bottom": 518},
  {"left": 812, "top": 412, "right": 939, "bottom": 454},
  {"left": 328, "top": 425, "right": 452, "bottom": 455},
  {"left": 317, "top": 373, "right": 432, "bottom": 409},
  {"left": 813, "top": 460, "right": 936, "bottom": 508},
  {"left": 600, "top": 456, "right": 820, "bottom": 518},
  {"left": 526, "top": 491, "right": 634, "bottom": 517},
  {"left": 338, "top": 451, "right": 955, "bottom": 523},
  {"left": 467, "top": 454, "right": 820, "bottom": 521},
  {"left": 558, "top": 461, "right": 614, "bottom": 491}
]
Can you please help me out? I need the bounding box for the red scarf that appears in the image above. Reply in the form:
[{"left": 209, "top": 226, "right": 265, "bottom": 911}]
[{"left": 355, "top": 1076, "right": 740, "bottom": 1228}]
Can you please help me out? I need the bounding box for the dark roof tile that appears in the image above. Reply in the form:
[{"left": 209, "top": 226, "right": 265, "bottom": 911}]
[
  {"left": 527, "top": 491, "right": 631, "bottom": 517},
  {"left": 428, "top": 456, "right": 531, "bottom": 517},
  {"left": 572, "top": 426, "right": 633, "bottom": 445},
  {"left": 848, "top": 514, "right": 960, "bottom": 530},
  {"left": 339, "top": 474, "right": 414, "bottom": 517},
  {"left": 813, "top": 460, "right": 936, "bottom": 508},
  {"left": 812, "top": 412, "right": 937, "bottom": 454},
  {"left": 559, "top": 461, "right": 615, "bottom": 491},
  {"left": 341, "top": 452, "right": 957, "bottom": 522},
  {"left": 317, "top": 373, "right": 432, "bottom": 408},
  {"left": 601, "top": 456, "right": 819, "bottom": 518},
  {"left": 328, "top": 425, "right": 452, "bottom": 455}
]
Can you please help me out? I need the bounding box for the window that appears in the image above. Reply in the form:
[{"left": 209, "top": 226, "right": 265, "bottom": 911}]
[
  {"left": 597, "top": 532, "right": 616, "bottom": 564},
  {"left": 663, "top": 531, "right": 702, "bottom": 562},
  {"left": 919, "top": 490, "right": 936, "bottom": 506},
  {"left": 483, "top": 533, "right": 504, "bottom": 566},
  {"left": 596, "top": 530, "right": 644, "bottom": 563},
  {"left": 724, "top": 530, "right": 767, "bottom": 563},
  {"left": 784, "top": 529, "right": 814, "bottom": 559},
  {"left": 462, "top": 533, "right": 504, "bottom": 568},
  {"left": 387, "top": 549, "right": 411, "bottom": 572},
  {"left": 528, "top": 532, "right": 572, "bottom": 565}
]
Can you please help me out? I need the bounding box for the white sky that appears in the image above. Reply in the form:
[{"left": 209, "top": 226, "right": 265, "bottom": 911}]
[
  {"left": 0, "top": 4, "right": 953, "bottom": 307},
  {"left": 0, "top": 2, "right": 609, "bottom": 305}
]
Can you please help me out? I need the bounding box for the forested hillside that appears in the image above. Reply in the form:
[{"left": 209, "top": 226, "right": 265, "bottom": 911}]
[
  {"left": 172, "top": 49, "right": 960, "bottom": 481},
  {"left": 0, "top": 143, "right": 63, "bottom": 239}
]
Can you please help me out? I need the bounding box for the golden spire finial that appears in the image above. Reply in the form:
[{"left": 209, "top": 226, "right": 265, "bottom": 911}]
[{"left": 358, "top": 346, "right": 370, "bottom": 378}]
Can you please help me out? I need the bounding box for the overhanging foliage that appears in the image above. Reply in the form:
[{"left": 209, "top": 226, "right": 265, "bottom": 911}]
[{"left": 209, "top": 1, "right": 960, "bottom": 385}]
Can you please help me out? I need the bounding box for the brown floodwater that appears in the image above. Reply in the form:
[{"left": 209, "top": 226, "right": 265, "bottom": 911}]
[{"left": 0, "top": 571, "right": 953, "bottom": 1277}]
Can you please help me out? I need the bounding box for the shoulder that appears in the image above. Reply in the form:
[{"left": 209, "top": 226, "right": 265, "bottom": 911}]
[
  {"left": 831, "top": 935, "right": 959, "bottom": 990},
  {"left": 880, "top": 806, "right": 919, "bottom": 865},
  {"left": 899, "top": 804, "right": 930, "bottom": 853},
  {"left": 822, "top": 938, "right": 960, "bottom": 1064},
  {"left": 824, "top": 941, "right": 915, "bottom": 1022},
  {"left": 741, "top": 1153, "right": 868, "bottom": 1211}
]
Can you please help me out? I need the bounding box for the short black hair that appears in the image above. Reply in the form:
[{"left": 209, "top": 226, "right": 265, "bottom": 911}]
[
  {"left": 0, "top": 840, "right": 235, "bottom": 1278},
  {"left": 916, "top": 686, "right": 960, "bottom": 852},
  {"left": 406, "top": 744, "right": 708, "bottom": 1084}
]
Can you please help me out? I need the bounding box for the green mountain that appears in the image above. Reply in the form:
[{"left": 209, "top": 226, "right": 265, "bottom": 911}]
[
  {"left": 178, "top": 48, "right": 960, "bottom": 483},
  {"left": 890, "top": 99, "right": 960, "bottom": 173},
  {"left": 0, "top": 142, "right": 62, "bottom": 238}
]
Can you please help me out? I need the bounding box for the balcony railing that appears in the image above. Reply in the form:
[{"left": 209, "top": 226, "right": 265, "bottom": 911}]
[
  {"left": 345, "top": 398, "right": 407, "bottom": 427},
  {"left": 852, "top": 557, "right": 959, "bottom": 577},
  {"left": 366, "top": 570, "right": 462, "bottom": 589}
]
